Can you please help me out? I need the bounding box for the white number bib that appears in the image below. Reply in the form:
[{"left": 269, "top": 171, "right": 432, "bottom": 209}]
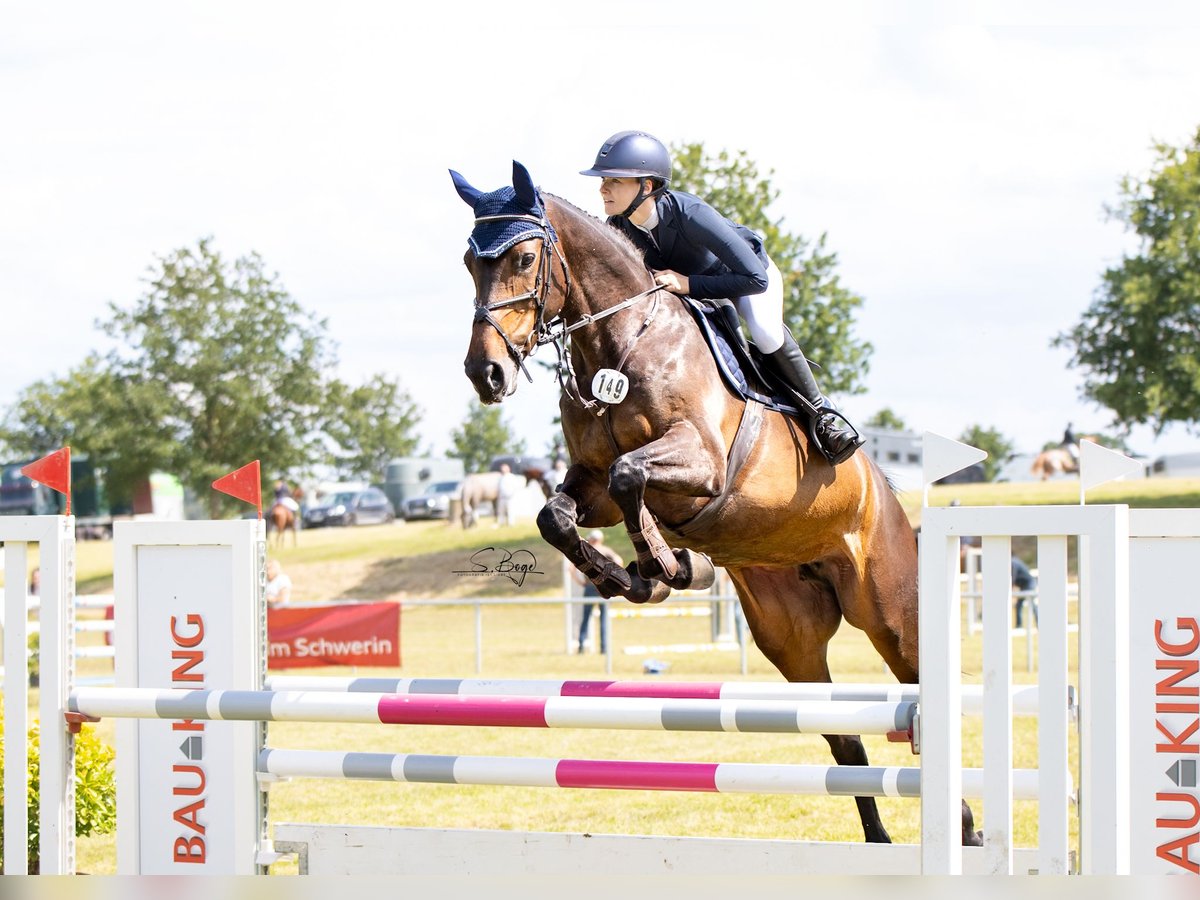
[{"left": 591, "top": 368, "right": 629, "bottom": 404}]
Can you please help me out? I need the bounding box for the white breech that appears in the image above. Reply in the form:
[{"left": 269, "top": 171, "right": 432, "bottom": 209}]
[{"left": 732, "top": 258, "right": 786, "bottom": 354}]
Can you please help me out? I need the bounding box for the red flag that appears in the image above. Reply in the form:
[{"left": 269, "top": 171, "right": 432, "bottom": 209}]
[
  {"left": 212, "top": 460, "right": 262, "bottom": 516},
  {"left": 22, "top": 447, "right": 71, "bottom": 516}
]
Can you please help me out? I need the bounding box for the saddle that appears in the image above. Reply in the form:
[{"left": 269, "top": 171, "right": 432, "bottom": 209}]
[{"left": 680, "top": 297, "right": 806, "bottom": 419}]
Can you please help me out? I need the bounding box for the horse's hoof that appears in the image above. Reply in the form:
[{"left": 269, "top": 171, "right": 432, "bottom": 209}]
[
  {"left": 663, "top": 550, "right": 715, "bottom": 591},
  {"left": 595, "top": 564, "right": 632, "bottom": 598},
  {"left": 625, "top": 564, "right": 672, "bottom": 604}
]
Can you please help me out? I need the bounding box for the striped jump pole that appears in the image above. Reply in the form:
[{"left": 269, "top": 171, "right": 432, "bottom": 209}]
[
  {"left": 257, "top": 748, "right": 1042, "bottom": 800},
  {"left": 264, "top": 676, "right": 1057, "bottom": 719},
  {"left": 69, "top": 687, "right": 916, "bottom": 736}
]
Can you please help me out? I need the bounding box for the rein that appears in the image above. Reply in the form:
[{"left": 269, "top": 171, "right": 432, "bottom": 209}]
[{"left": 471, "top": 210, "right": 666, "bottom": 411}]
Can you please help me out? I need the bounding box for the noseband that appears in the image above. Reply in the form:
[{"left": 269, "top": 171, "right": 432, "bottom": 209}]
[{"left": 471, "top": 213, "right": 571, "bottom": 385}]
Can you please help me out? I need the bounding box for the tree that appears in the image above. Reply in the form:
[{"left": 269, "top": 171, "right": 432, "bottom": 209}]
[
  {"left": 865, "top": 408, "right": 908, "bottom": 431},
  {"left": 671, "top": 143, "right": 873, "bottom": 396},
  {"left": 448, "top": 399, "right": 525, "bottom": 474},
  {"left": 1054, "top": 128, "right": 1200, "bottom": 435},
  {"left": 101, "top": 238, "right": 334, "bottom": 516},
  {"left": 959, "top": 425, "right": 1014, "bottom": 482},
  {"left": 322, "top": 374, "right": 423, "bottom": 481},
  {"left": 0, "top": 355, "right": 175, "bottom": 507}
]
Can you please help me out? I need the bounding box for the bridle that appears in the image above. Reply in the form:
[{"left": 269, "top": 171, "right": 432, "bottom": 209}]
[
  {"left": 470, "top": 210, "right": 666, "bottom": 408},
  {"left": 470, "top": 212, "right": 571, "bottom": 387}
]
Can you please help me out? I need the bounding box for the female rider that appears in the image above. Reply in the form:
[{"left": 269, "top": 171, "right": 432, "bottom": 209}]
[{"left": 580, "top": 130, "right": 862, "bottom": 466}]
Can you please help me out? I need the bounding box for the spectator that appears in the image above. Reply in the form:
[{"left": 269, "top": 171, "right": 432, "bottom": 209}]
[
  {"left": 959, "top": 537, "right": 1039, "bottom": 628},
  {"left": 544, "top": 458, "right": 568, "bottom": 495},
  {"left": 573, "top": 530, "right": 623, "bottom": 654},
  {"left": 495, "top": 463, "right": 519, "bottom": 527},
  {"left": 22, "top": 567, "right": 41, "bottom": 628},
  {"left": 265, "top": 559, "right": 292, "bottom": 608},
  {"left": 1012, "top": 556, "right": 1038, "bottom": 627}
]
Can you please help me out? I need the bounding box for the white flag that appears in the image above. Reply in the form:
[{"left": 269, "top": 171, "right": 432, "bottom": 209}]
[
  {"left": 1079, "top": 439, "right": 1144, "bottom": 494},
  {"left": 922, "top": 431, "right": 988, "bottom": 487}
]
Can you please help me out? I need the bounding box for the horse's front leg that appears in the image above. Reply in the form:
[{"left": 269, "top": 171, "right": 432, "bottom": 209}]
[
  {"left": 608, "top": 420, "right": 722, "bottom": 588},
  {"left": 535, "top": 466, "right": 672, "bottom": 604}
]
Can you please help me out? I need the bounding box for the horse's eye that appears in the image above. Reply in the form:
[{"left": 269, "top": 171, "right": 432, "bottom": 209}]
[{"left": 519, "top": 253, "right": 536, "bottom": 269}]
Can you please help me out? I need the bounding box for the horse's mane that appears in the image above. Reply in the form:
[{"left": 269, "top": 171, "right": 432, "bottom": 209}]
[{"left": 543, "top": 192, "right": 651, "bottom": 276}]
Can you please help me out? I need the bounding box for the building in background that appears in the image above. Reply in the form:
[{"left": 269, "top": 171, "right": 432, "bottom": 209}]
[{"left": 860, "top": 427, "right": 923, "bottom": 492}]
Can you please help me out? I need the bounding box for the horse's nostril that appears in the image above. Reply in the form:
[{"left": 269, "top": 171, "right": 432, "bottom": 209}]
[{"left": 486, "top": 363, "right": 504, "bottom": 391}]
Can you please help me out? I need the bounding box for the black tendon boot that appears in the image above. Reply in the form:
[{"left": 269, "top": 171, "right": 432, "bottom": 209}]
[{"left": 765, "top": 333, "right": 864, "bottom": 466}]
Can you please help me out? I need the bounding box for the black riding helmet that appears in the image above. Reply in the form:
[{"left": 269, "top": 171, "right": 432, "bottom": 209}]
[{"left": 580, "top": 130, "right": 670, "bottom": 218}]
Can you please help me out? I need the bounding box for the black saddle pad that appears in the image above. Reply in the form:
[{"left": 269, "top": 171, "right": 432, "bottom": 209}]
[{"left": 680, "top": 297, "right": 804, "bottom": 418}]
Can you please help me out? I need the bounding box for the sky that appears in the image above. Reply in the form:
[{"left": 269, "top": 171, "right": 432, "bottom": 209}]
[{"left": 3, "top": 1, "right": 1200, "bottom": 470}]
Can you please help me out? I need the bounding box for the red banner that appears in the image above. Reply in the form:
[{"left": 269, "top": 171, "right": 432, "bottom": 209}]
[{"left": 267, "top": 602, "right": 400, "bottom": 669}]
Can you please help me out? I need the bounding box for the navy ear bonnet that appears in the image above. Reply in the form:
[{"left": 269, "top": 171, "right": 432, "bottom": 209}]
[{"left": 449, "top": 161, "right": 557, "bottom": 259}]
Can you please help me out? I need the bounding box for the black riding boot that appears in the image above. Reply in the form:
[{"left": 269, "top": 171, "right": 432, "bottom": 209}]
[{"left": 765, "top": 333, "right": 864, "bottom": 466}]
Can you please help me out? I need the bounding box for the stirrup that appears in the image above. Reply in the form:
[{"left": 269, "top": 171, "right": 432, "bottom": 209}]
[{"left": 811, "top": 409, "right": 863, "bottom": 466}]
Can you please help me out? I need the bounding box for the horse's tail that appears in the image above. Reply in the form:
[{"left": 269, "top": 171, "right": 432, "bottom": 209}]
[{"left": 1030, "top": 454, "right": 1044, "bottom": 478}]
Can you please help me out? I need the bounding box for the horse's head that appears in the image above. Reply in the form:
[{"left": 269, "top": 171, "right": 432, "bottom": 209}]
[{"left": 450, "top": 161, "right": 568, "bottom": 403}]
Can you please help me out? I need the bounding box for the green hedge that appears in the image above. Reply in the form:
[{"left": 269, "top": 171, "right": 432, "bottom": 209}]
[{"left": 0, "top": 699, "right": 116, "bottom": 874}]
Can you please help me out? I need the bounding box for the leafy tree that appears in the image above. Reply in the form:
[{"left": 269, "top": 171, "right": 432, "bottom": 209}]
[
  {"left": 671, "top": 143, "right": 873, "bottom": 395},
  {"left": 101, "top": 238, "right": 334, "bottom": 516},
  {"left": 865, "top": 408, "right": 908, "bottom": 431},
  {"left": 449, "top": 399, "right": 525, "bottom": 474},
  {"left": 959, "top": 425, "right": 1014, "bottom": 482},
  {"left": 322, "top": 374, "right": 423, "bottom": 481},
  {"left": 1054, "top": 128, "right": 1200, "bottom": 434},
  {"left": 0, "top": 355, "right": 174, "bottom": 506}
]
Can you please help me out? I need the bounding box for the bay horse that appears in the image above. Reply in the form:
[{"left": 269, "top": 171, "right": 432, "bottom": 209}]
[
  {"left": 270, "top": 502, "right": 297, "bottom": 548},
  {"left": 450, "top": 161, "right": 981, "bottom": 846}
]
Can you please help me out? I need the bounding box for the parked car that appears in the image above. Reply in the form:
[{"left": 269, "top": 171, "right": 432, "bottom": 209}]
[
  {"left": 303, "top": 488, "right": 395, "bottom": 527},
  {"left": 402, "top": 480, "right": 461, "bottom": 521}
]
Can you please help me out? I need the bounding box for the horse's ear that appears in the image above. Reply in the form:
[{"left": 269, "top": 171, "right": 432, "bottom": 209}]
[
  {"left": 512, "top": 160, "right": 539, "bottom": 210},
  {"left": 449, "top": 169, "right": 483, "bottom": 207}
]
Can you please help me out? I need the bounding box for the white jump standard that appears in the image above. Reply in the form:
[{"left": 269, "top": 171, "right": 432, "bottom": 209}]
[{"left": 6, "top": 495, "right": 1199, "bottom": 876}]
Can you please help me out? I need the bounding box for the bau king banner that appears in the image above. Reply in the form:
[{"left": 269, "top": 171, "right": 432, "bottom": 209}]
[{"left": 267, "top": 601, "right": 400, "bottom": 668}]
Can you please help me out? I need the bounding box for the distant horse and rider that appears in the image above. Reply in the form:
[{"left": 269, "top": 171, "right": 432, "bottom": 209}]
[
  {"left": 268, "top": 478, "right": 300, "bottom": 547},
  {"left": 450, "top": 156, "right": 981, "bottom": 846},
  {"left": 1029, "top": 423, "right": 1099, "bottom": 481}
]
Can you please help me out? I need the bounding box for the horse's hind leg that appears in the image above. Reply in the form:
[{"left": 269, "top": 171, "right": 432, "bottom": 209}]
[
  {"left": 728, "top": 565, "right": 893, "bottom": 844},
  {"left": 835, "top": 500, "right": 983, "bottom": 846}
]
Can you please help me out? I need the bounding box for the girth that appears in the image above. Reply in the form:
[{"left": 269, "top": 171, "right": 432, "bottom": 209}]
[{"left": 657, "top": 399, "right": 765, "bottom": 542}]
